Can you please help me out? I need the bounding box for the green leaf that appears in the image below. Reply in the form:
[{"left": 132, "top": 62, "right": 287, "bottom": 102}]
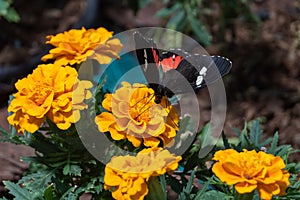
[
  {"left": 155, "top": 3, "right": 181, "bottom": 18},
  {"left": 146, "top": 177, "right": 166, "bottom": 200},
  {"left": 0, "top": 0, "right": 9, "bottom": 15},
  {"left": 3, "top": 181, "right": 32, "bottom": 200},
  {"left": 63, "top": 164, "right": 82, "bottom": 176},
  {"left": 268, "top": 131, "right": 279, "bottom": 154},
  {"left": 249, "top": 120, "right": 262, "bottom": 147},
  {"left": 84, "top": 176, "right": 104, "bottom": 194},
  {"left": 187, "top": 12, "right": 211, "bottom": 46},
  {"left": 178, "top": 170, "right": 196, "bottom": 200},
  {"left": 59, "top": 186, "right": 79, "bottom": 200},
  {"left": 0, "top": 0, "right": 20, "bottom": 22},
  {"left": 159, "top": 176, "right": 167, "bottom": 199},
  {"left": 222, "top": 131, "right": 231, "bottom": 149},
  {"left": 195, "top": 190, "right": 230, "bottom": 200},
  {"left": 6, "top": 7, "right": 20, "bottom": 22},
  {"left": 173, "top": 115, "right": 195, "bottom": 151},
  {"left": 44, "top": 184, "right": 56, "bottom": 200},
  {"left": 198, "top": 123, "right": 215, "bottom": 158},
  {"left": 18, "top": 169, "right": 56, "bottom": 190},
  {"left": 166, "top": 10, "right": 186, "bottom": 30},
  {"left": 194, "top": 176, "right": 215, "bottom": 199}
]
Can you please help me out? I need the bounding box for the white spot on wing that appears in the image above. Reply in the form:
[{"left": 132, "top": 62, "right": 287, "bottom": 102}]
[
  {"left": 144, "top": 49, "right": 148, "bottom": 70},
  {"left": 196, "top": 75, "right": 204, "bottom": 86},
  {"left": 199, "top": 67, "right": 207, "bottom": 76}
]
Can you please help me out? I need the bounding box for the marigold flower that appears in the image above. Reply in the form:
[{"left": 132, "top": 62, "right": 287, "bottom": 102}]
[
  {"left": 95, "top": 82, "right": 178, "bottom": 148},
  {"left": 104, "top": 147, "right": 181, "bottom": 200},
  {"left": 41, "top": 27, "right": 123, "bottom": 66},
  {"left": 212, "top": 149, "right": 290, "bottom": 200},
  {"left": 7, "top": 64, "right": 92, "bottom": 133}
]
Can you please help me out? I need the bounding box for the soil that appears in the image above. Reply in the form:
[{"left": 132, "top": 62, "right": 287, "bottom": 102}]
[{"left": 0, "top": 0, "right": 299, "bottom": 197}]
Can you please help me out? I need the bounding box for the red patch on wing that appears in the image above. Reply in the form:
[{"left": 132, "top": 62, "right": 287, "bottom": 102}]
[
  {"left": 152, "top": 48, "right": 159, "bottom": 65},
  {"left": 161, "top": 54, "right": 183, "bottom": 72}
]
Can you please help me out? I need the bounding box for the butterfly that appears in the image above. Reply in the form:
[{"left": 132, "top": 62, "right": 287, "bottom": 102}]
[{"left": 133, "top": 31, "right": 232, "bottom": 104}]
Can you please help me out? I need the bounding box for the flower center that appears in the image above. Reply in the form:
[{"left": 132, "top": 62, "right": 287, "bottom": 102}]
[
  {"left": 128, "top": 88, "right": 157, "bottom": 123},
  {"left": 130, "top": 96, "right": 154, "bottom": 123},
  {"left": 32, "top": 81, "right": 53, "bottom": 105}
]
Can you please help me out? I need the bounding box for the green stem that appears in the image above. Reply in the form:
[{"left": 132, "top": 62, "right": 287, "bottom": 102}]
[{"left": 145, "top": 177, "right": 166, "bottom": 200}]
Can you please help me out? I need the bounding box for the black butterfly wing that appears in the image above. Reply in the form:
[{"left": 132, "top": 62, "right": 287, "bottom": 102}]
[
  {"left": 160, "top": 58, "right": 198, "bottom": 96},
  {"left": 133, "top": 31, "right": 160, "bottom": 85},
  {"left": 133, "top": 33, "right": 232, "bottom": 98},
  {"left": 161, "top": 54, "right": 232, "bottom": 95},
  {"left": 191, "top": 55, "right": 232, "bottom": 89}
]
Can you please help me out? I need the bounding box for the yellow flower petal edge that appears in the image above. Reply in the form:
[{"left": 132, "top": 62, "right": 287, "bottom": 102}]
[
  {"left": 212, "top": 149, "right": 290, "bottom": 200},
  {"left": 7, "top": 64, "right": 93, "bottom": 133},
  {"left": 41, "top": 27, "right": 123, "bottom": 66},
  {"left": 95, "top": 82, "right": 179, "bottom": 148},
  {"left": 104, "top": 147, "right": 181, "bottom": 200}
]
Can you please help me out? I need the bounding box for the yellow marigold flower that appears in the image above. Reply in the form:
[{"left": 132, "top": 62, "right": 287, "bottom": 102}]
[
  {"left": 104, "top": 147, "right": 181, "bottom": 200},
  {"left": 41, "top": 27, "right": 123, "bottom": 66},
  {"left": 7, "top": 64, "right": 92, "bottom": 133},
  {"left": 212, "top": 149, "right": 290, "bottom": 200},
  {"left": 95, "top": 82, "right": 178, "bottom": 148}
]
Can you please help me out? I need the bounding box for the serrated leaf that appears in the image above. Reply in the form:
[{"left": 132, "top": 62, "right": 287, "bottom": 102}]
[
  {"left": 259, "top": 137, "right": 273, "bottom": 147},
  {"left": 68, "top": 165, "right": 82, "bottom": 176},
  {"left": 222, "top": 131, "right": 230, "bottom": 149},
  {"left": 18, "top": 169, "right": 56, "bottom": 190},
  {"left": 268, "top": 131, "right": 279, "bottom": 154},
  {"left": 3, "top": 181, "right": 32, "bottom": 200},
  {"left": 249, "top": 120, "right": 262, "bottom": 147},
  {"left": 84, "top": 176, "right": 103, "bottom": 194},
  {"left": 178, "top": 170, "right": 195, "bottom": 200}
]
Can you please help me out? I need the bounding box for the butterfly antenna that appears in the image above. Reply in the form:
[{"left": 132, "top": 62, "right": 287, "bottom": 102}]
[{"left": 133, "top": 93, "right": 156, "bottom": 121}]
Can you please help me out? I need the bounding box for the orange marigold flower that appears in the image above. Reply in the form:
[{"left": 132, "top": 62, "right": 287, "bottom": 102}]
[
  {"left": 212, "top": 149, "right": 290, "bottom": 200},
  {"left": 41, "top": 27, "right": 123, "bottom": 66},
  {"left": 95, "top": 82, "right": 178, "bottom": 148},
  {"left": 104, "top": 147, "right": 181, "bottom": 200},
  {"left": 7, "top": 64, "right": 92, "bottom": 133}
]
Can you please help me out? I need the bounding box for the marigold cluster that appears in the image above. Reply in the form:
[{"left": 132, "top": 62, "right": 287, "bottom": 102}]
[
  {"left": 7, "top": 64, "right": 92, "bottom": 133},
  {"left": 41, "top": 27, "right": 123, "bottom": 66},
  {"left": 95, "top": 82, "right": 178, "bottom": 148},
  {"left": 104, "top": 147, "right": 181, "bottom": 200},
  {"left": 212, "top": 149, "right": 290, "bottom": 200}
]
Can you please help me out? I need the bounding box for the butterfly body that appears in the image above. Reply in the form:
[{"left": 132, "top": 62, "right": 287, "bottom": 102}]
[{"left": 134, "top": 32, "right": 232, "bottom": 103}]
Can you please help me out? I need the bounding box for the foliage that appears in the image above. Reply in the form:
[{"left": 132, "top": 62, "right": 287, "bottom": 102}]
[
  {"left": 2, "top": 117, "right": 299, "bottom": 199},
  {"left": 0, "top": 0, "right": 19, "bottom": 22},
  {"left": 126, "top": 0, "right": 261, "bottom": 46}
]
